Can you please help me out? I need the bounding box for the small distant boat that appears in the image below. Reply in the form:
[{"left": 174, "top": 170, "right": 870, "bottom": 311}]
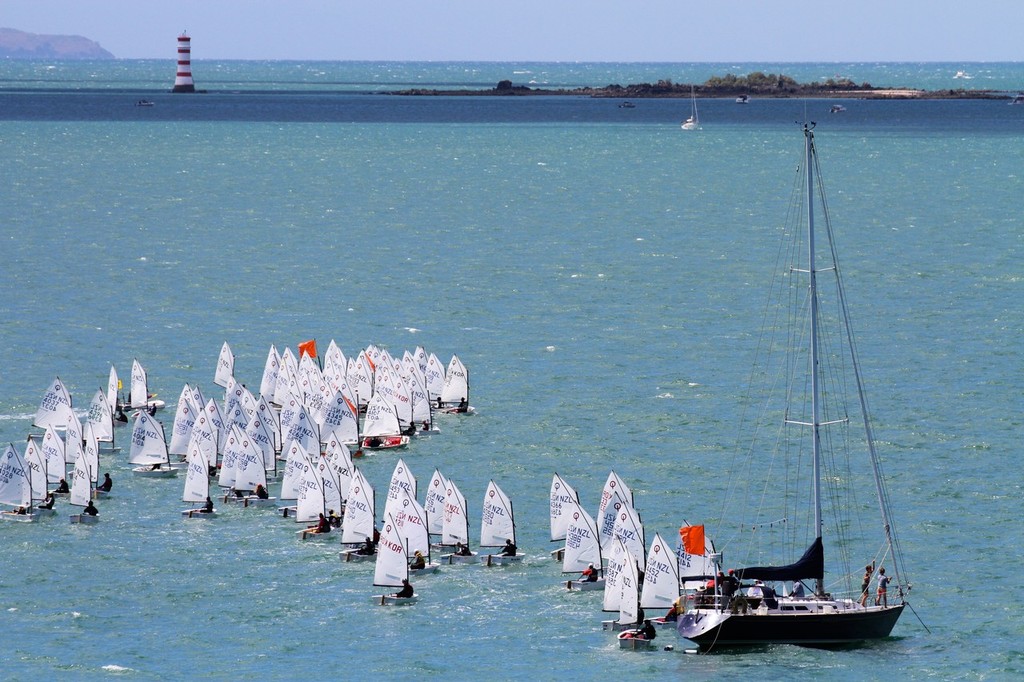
[
  {"left": 954, "top": 70, "right": 972, "bottom": 79},
  {"left": 1009, "top": 94, "right": 1024, "bottom": 105},
  {"left": 830, "top": 104, "right": 847, "bottom": 113},
  {"left": 134, "top": 100, "right": 155, "bottom": 107},
  {"left": 736, "top": 94, "right": 749, "bottom": 104},
  {"left": 618, "top": 101, "right": 636, "bottom": 109},
  {"left": 681, "top": 86, "right": 700, "bottom": 130}
]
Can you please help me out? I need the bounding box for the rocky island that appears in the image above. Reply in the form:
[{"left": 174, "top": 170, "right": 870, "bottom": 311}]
[
  {"left": 388, "top": 72, "right": 1008, "bottom": 100},
  {"left": 0, "top": 27, "right": 114, "bottom": 59}
]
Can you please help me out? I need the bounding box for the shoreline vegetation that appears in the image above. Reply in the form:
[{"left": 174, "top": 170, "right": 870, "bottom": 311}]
[{"left": 387, "top": 71, "right": 1013, "bottom": 100}]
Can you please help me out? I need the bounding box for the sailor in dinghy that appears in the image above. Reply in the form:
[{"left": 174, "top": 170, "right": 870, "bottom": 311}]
[{"left": 374, "top": 514, "right": 418, "bottom": 605}]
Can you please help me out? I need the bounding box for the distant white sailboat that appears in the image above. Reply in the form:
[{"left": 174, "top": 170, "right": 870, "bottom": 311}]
[{"left": 681, "top": 86, "right": 700, "bottom": 130}]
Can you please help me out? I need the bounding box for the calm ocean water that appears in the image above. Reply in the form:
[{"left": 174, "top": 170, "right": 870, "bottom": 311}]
[{"left": 0, "top": 61, "right": 1022, "bottom": 679}]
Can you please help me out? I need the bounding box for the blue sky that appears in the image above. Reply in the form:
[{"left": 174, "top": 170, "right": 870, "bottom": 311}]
[{"left": 3, "top": 0, "right": 1022, "bottom": 61}]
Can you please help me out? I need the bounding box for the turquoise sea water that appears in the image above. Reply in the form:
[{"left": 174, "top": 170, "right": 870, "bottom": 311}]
[{"left": 0, "top": 62, "right": 1022, "bottom": 679}]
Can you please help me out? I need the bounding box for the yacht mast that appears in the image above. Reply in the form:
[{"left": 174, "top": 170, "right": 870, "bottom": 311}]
[{"left": 805, "top": 124, "right": 825, "bottom": 597}]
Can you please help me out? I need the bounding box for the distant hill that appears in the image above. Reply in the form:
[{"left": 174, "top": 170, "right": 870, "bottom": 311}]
[{"left": 0, "top": 27, "right": 114, "bottom": 59}]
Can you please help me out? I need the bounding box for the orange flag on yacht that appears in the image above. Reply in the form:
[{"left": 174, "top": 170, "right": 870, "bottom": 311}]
[
  {"left": 679, "top": 524, "right": 705, "bottom": 556},
  {"left": 298, "top": 339, "right": 318, "bottom": 359}
]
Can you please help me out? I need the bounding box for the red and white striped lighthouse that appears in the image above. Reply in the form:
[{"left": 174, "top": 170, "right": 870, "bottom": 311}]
[{"left": 171, "top": 33, "right": 195, "bottom": 93}]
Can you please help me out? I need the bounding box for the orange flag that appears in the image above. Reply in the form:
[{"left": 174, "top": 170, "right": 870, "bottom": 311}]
[
  {"left": 679, "top": 524, "right": 705, "bottom": 556},
  {"left": 298, "top": 339, "right": 318, "bottom": 359}
]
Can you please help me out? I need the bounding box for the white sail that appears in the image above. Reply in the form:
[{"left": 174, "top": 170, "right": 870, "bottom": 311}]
[
  {"left": 362, "top": 392, "right": 402, "bottom": 438},
  {"left": 424, "top": 353, "right": 445, "bottom": 400},
  {"left": 182, "top": 438, "right": 211, "bottom": 503},
  {"left": 107, "top": 365, "right": 120, "bottom": 410},
  {"left": 295, "top": 454, "right": 325, "bottom": 523},
  {"left": 280, "top": 397, "right": 318, "bottom": 456},
  {"left": 562, "top": 500, "right": 603, "bottom": 574},
  {"left": 373, "top": 514, "right": 409, "bottom": 588},
  {"left": 384, "top": 458, "right": 417, "bottom": 520},
  {"left": 204, "top": 398, "right": 228, "bottom": 454},
  {"left": 598, "top": 471, "right": 633, "bottom": 520},
  {"left": 86, "top": 389, "right": 114, "bottom": 444},
  {"left": 350, "top": 351, "right": 374, "bottom": 410},
  {"left": 602, "top": 538, "right": 629, "bottom": 613},
  {"left": 640, "top": 532, "right": 682, "bottom": 610},
  {"left": 130, "top": 358, "right": 149, "bottom": 409},
  {"left": 549, "top": 473, "right": 579, "bottom": 542},
  {"left": 439, "top": 355, "right": 469, "bottom": 405},
  {"left": 279, "top": 440, "right": 310, "bottom": 502},
  {"left": 65, "top": 415, "right": 84, "bottom": 464},
  {"left": 82, "top": 422, "right": 100, "bottom": 484},
  {"left": 618, "top": 548, "right": 641, "bottom": 626},
  {"left": 33, "top": 376, "right": 75, "bottom": 429},
  {"left": 423, "top": 468, "right": 448, "bottom": 536},
  {"left": 231, "top": 427, "right": 267, "bottom": 493},
  {"left": 217, "top": 425, "right": 245, "bottom": 490},
  {"left": 341, "top": 468, "right": 375, "bottom": 544},
  {"left": 40, "top": 425, "right": 66, "bottom": 482},
  {"left": 598, "top": 490, "right": 626, "bottom": 551},
  {"left": 214, "top": 341, "right": 234, "bottom": 388},
  {"left": 479, "top": 480, "right": 516, "bottom": 547},
  {"left": 259, "top": 344, "right": 281, "bottom": 403},
  {"left": 394, "top": 488, "right": 430, "bottom": 558},
  {"left": 168, "top": 384, "right": 198, "bottom": 455},
  {"left": 128, "top": 412, "right": 168, "bottom": 467},
  {"left": 190, "top": 410, "right": 218, "bottom": 476},
  {"left": 0, "top": 444, "right": 31, "bottom": 508},
  {"left": 255, "top": 394, "right": 281, "bottom": 453},
  {"left": 69, "top": 450, "right": 92, "bottom": 507},
  {"left": 273, "top": 348, "right": 299, "bottom": 408},
  {"left": 441, "top": 478, "right": 470, "bottom": 546},
  {"left": 407, "top": 371, "right": 432, "bottom": 431},
  {"left": 245, "top": 407, "right": 277, "bottom": 474},
  {"left": 323, "top": 432, "right": 354, "bottom": 502},
  {"left": 319, "top": 390, "right": 359, "bottom": 446},
  {"left": 222, "top": 378, "right": 250, "bottom": 432},
  {"left": 319, "top": 455, "right": 343, "bottom": 517},
  {"left": 24, "top": 437, "right": 47, "bottom": 502},
  {"left": 611, "top": 501, "right": 646, "bottom": 570}
]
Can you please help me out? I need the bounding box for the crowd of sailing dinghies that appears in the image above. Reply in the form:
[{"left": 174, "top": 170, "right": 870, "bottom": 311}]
[{"left": 3, "top": 129, "right": 912, "bottom": 653}]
